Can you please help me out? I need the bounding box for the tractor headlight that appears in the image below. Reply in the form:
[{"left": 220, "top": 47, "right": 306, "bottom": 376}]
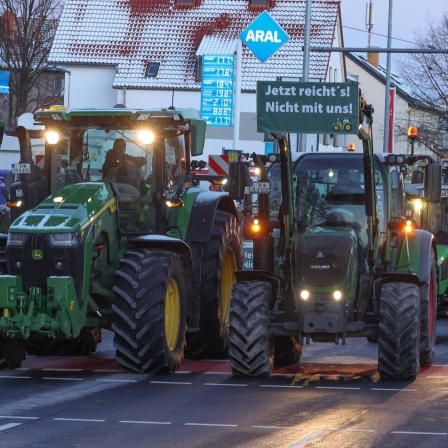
[
  {"left": 48, "top": 232, "right": 77, "bottom": 247},
  {"left": 45, "top": 131, "right": 60, "bottom": 145},
  {"left": 300, "top": 289, "right": 310, "bottom": 300},
  {"left": 7, "top": 232, "right": 27, "bottom": 247},
  {"left": 333, "top": 290, "right": 342, "bottom": 301}
]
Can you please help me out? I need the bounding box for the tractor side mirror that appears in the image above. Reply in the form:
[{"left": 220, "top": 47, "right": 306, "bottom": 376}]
[
  {"left": 226, "top": 161, "right": 249, "bottom": 200},
  {"left": 424, "top": 163, "right": 442, "bottom": 203}
]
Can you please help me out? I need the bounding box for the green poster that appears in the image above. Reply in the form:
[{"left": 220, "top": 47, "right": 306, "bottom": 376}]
[{"left": 256, "top": 81, "right": 359, "bottom": 134}]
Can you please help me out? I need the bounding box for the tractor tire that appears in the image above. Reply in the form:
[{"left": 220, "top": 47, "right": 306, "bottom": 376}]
[
  {"left": 229, "top": 281, "right": 274, "bottom": 377},
  {"left": 420, "top": 250, "right": 437, "bottom": 366},
  {"left": 0, "top": 339, "right": 26, "bottom": 369},
  {"left": 186, "top": 210, "right": 243, "bottom": 359},
  {"left": 378, "top": 282, "right": 420, "bottom": 380},
  {"left": 274, "top": 337, "right": 302, "bottom": 367},
  {"left": 112, "top": 250, "right": 186, "bottom": 374},
  {"left": 27, "top": 328, "right": 102, "bottom": 356}
]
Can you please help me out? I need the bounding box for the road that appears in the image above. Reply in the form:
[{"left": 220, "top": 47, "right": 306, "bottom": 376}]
[{"left": 1, "top": 321, "right": 448, "bottom": 448}]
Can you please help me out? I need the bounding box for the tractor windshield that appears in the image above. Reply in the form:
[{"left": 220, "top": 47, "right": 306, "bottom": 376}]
[
  {"left": 56, "top": 128, "right": 186, "bottom": 194},
  {"left": 293, "top": 153, "right": 368, "bottom": 244}
]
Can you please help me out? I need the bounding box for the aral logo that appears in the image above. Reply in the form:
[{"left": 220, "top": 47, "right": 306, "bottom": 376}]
[
  {"left": 32, "top": 249, "right": 43, "bottom": 260},
  {"left": 240, "top": 10, "right": 289, "bottom": 63}
]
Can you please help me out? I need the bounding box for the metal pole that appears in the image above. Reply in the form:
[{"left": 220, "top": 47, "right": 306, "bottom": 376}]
[
  {"left": 383, "top": 0, "right": 393, "bottom": 152},
  {"left": 233, "top": 39, "right": 242, "bottom": 150},
  {"left": 299, "top": 0, "right": 312, "bottom": 152}
]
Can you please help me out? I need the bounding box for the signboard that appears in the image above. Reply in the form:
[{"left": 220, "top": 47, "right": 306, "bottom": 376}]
[
  {"left": 208, "top": 155, "right": 229, "bottom": 176},
  {"left": 0, "top": 71, "right": 10, "bottom": 94},
  {"left": 256, "top": 81, "right": 359, "bottom": 134},
  {"left": 200, "top": 55, "right": 235, "bottom": 127},
  {"left": 239, "top": 10, "right": 289, "bottom": 63}
]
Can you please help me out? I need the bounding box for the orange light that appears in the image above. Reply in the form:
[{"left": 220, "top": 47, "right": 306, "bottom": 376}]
[
  {"left": 348, "top": 143, "right": 355, "bottom": 151},
  {"left": 407, "top": 126, "right": 418, "bottom": 140},
  {"left": 405, "top": 219, "right": 413, "bottom": 233},
  {"left": 252, "top": 218, "right": 260, "bottom": 233}
]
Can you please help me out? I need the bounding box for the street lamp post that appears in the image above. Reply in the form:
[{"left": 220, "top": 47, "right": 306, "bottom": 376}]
[{"left": 407, "top": 126, "right": 418, "bottom": 155}]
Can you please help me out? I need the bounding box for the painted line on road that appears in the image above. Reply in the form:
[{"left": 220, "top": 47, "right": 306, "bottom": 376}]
[
  {"left": 120, "top": 420, "right": 172, "bottom": 425},
  {"left": 96, "top": 379, "right": 138, "bottom": 383},
  {"left": 391, "top": 431, "right": 447, "bottom": 436},
  {"left": 0, "top": 423, "right": 22, "bottom": 432},
  {"left": 204, "top": 372, "right": 232, "bottom": 375},
  {"left": 253, "top": 425, "right": 296, "bottom": 429},
  {"left": 289, "top": 430, "right": 328, "bottom": 447},
  {"left": 93, "top": 369, "right": 122, "bottom": 373},
  {"left": 150, "top": 381, "right": 192, "bottom": 385},
  {"left": 315, "top": 386, "right": 360, "bottom": 390},
  {"left": 371, "top": 388, "right": 417, "bottom": 392},
  {"left": 0, "top": 416, "right": 39, "bottom": 420},
  {"left": 204, "top": 383, "right": 247, "bottom": 387},
  {"left": 54, "top": 418, "right": 105, "bottom": 422},
  {"left": 185, "top": 423, "right": 238, "bottom": 427},
  {"left": 42, "top": 377, "right": 84, "bottom": 381},
  {"left": 41, "top": 368, "right": 84, "bottom": 372},
  {"left": 260, "top": 385, "right": 304, "bottom": 389},
  {"left": 0, "top": 375, "right": 31, "bottom": 379}
]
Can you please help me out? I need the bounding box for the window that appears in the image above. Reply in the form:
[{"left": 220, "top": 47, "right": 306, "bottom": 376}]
[
  {"left": 145, "top": 62, "right": 160, "bottom": 78},
  {"left": 249, "top": 0, "right": 275, "bottom": 7},
  {"left": 53, "top": 77, "right": 65, "bottom": 96}
]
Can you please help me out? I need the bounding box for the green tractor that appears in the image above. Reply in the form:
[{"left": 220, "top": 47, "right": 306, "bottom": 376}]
[
  {"left": 227, "top": 102, "right": 440, "bottom": 380},
  {"left": 0, "top": 107, "right": 243, "bottom": 372},
  {"left": 405, "top": 157, "right": 448, "bottom": 318}
]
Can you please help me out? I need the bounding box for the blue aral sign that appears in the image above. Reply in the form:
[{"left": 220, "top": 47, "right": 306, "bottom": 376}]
[
  {"left": 239, "top": 10, "right": 289, "bottom": 63},
  {"left": 0, "top": 70, "right": 10, "bottom": 94}
]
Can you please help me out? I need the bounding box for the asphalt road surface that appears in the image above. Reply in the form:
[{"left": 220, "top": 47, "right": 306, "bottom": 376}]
[{"left": 1, "top": 321, "right": 448, "bottom": 447}]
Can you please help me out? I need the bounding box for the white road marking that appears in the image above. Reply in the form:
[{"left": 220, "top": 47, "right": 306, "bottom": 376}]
[
  {"left": 315, "top": 386, "right": 360, "bottom": 390},
  {"left": 371, "top": 388, "right": 417, "bottom": 392},
  {"left": 41, "top": 368, "right": 84, "bottom": 372},
  {"left": 0, "top": 376, "right": 31, "bottom": 379},
  {"left": 391, "top": 431, "right": 447, "bottom": 435},
  {"left": 185, "top": 423, "right": 238, "bottom": 427},
  {"left": 174, "top": 371, "right": 191, "bottom": 374},
  {"left": 260, "top": 385, "right": 304, "bottom": 389},
  {"left": 150, "top": 381, "right": 192, "bottom": 385},
  {"left": 42, "top": 377, "right": 84, "bottom": 381},
  {"left": 96, "top": 379, "right": 138, "bottom": 383},
  {"left": 204, "top": 383, "right": 247, "bottom": 387},
  {"left": 0, "top": 423, "right": 22, "bottom": 431},
  {"left": 54, "top": 418, "right": 105, "bottom": 422},
  {"left": 93, "top": 369, "right": 122, "bottom": 373},
  {"left": 0, "top": 416, "right": 39, "bottom": 420},
  {"left": 119, "top": 420, "right": 172, "bottom": 425},
  {"left": 253, "top": 425, "right": 295, "bottom": 429},
  {"left": 204, "top": 372, "right": 231, "bottom": 375},
  {"left": 289, "top": 430, "right": 328, "bottom": 447}
]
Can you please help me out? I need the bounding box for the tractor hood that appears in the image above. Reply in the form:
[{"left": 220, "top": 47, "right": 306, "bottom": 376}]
[
  {"left": 9, "top": 182, "right": 115, "bottom": 233},
  {"left": 295, "top": 225, "right": 359, "bottom": 288}
]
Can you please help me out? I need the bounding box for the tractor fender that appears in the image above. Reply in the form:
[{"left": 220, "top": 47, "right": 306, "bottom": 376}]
[
  {"left": 404, "top": 229, "right": 435, "bottom": 284},
  {"left": 127, "top": 235, "right": 197, "bottom": 325},
  {"left": 185, "top": 191, "right": 239, "bottom": 242}
]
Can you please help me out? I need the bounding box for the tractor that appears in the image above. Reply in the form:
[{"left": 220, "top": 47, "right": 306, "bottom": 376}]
[
  {"left": 0, "top": 106, "right": 243, "bottom": 373},
  {"left": 405, "top": 156, "right": 448, "bottom": 318},
  {"left": 226, "top": 101, "right": 440, "bottom": 380}
]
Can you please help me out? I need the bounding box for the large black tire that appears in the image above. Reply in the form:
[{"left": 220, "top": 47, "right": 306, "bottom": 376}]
[
  {"left": 112, "top": 250, "right": 186, "bottom": 374},
  {"left": 186, "top": 210, "right": 243, "bottom": 359},
  {"left": 420, "top": 250, "right": 437, "bottom": 366},
  {"left": 378, "top": 282, "right": 420, "bottom": 380},
  {"left": 274, "top": 337, "right": 302, "bottom": 367},
  {"left": 229, "top": 281, "right": 274, "bottom": 377},
  {"left": 27, "top": 328, "right": 102, "bottom": 356}
]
